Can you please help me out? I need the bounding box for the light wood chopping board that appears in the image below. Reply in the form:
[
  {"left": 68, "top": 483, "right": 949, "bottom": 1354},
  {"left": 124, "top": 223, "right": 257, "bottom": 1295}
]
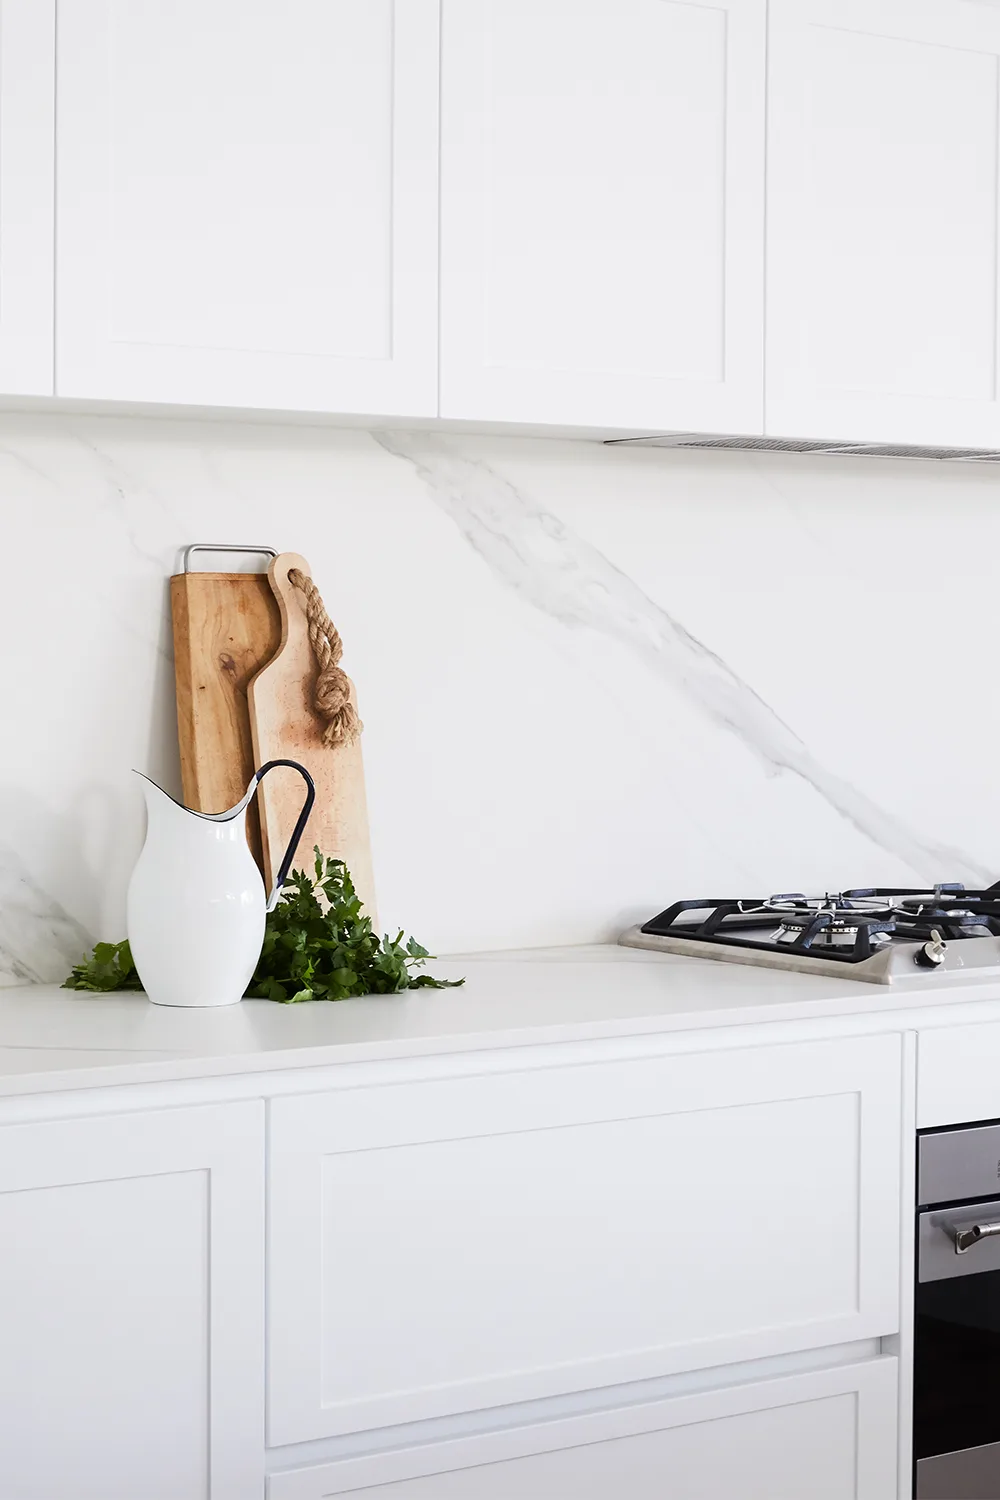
[
  {"left": 170, "top": 567, "right": 281, "bottom": 869},
  {"left": 248, "top": 553, "right": 378, "bottom": 924}
]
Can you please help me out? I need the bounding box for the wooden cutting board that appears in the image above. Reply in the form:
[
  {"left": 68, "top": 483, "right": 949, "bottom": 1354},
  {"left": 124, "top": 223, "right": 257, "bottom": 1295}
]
[
  {"left": 248, "top": 552, "right": 378, "bottom": 924},
  {"left": 170, "top": 568, "right": 281, "bottom": 869}
]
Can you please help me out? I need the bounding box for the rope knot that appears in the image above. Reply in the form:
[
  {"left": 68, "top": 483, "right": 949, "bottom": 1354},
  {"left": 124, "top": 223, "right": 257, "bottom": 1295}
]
[{"left": 288, "top": 567, "right": 363, "bottom": 749}]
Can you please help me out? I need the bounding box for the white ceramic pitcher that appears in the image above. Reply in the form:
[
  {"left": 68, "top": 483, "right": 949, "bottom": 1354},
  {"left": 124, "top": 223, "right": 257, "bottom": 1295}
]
[{"left": 127, "top": 760, "right": 315, "bottom": 1007}]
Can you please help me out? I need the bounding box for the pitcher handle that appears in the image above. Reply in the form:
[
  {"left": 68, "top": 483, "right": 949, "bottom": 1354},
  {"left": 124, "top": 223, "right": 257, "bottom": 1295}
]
[{"left": 253, "top": 760, "right": 317, "bottom": 911}]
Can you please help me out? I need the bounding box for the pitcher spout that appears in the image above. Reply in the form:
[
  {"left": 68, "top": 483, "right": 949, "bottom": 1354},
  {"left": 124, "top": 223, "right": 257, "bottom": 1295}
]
[
  {"left": 134, "top": 772, "right": 200, "bottom": 832},
  {"left": 133, "top": 771, "right": 257, "bottom": 825}
]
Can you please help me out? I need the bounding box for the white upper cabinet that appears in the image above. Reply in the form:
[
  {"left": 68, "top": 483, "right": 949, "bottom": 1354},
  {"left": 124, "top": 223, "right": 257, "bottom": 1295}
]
[
  {"left": 0, "top": 0, "right": 54, "bottom": 395},
  {"left": 55, "top": 0, "right": 439, "bottom": 416},
  {"left": 439, "top": 0, "right": 766, "bottom": 433},
  {"left": 23, "top": 0, "right": 1000, "bottom": 442},
  {"left": 767, "top": 0, "right": 1000, "bottom": 447}
]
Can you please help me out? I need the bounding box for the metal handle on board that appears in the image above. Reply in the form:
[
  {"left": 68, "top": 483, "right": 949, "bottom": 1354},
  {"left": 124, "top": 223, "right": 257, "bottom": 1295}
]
[{"left": 182, "top": 544, "right": 278, "bottom": 573}]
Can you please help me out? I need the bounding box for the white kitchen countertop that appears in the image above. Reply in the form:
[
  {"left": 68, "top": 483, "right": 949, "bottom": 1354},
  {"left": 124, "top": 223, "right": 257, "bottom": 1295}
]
[{"left": 4, "top": 944, "right": 1000, "bottom": 1098}]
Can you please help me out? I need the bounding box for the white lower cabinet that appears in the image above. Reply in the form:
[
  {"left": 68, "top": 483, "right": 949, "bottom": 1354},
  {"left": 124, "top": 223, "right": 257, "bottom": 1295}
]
[
  {"left": 268, "top": 1033, "right": 903, "bottom": 1443},
  {"left": 268, "top": 1357, "right": 898, "bottom": 1500},
  {"left": 0, "top": 1101, "right": 264, "bottom": 1500},
  {"left": 0, "top": 1026, "right": 909, "bottom": 1498}
]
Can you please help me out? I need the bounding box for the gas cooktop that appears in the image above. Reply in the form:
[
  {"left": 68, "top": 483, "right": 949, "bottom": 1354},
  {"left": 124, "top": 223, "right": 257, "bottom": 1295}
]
[{"left": 620, "top": 885, "right": 1000, "bottom": 983}]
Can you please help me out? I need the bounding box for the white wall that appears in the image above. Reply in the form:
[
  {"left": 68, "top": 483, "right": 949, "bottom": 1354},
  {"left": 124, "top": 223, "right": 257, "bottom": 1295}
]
[{"left": 2, "top": 411, "right": 999, "bottom": 984}]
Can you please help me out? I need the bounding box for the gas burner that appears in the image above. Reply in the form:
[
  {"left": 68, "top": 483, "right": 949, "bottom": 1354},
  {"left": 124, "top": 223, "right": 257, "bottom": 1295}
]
[
  {"left": 773, "top": 912, "right": 899, "bottom": 948},
  {"left": 897, "top": 901, "right": 980, "bottom": 922},
  {"left": 761, "top": 894, "right": 900, "bottom": 946},
  {"left": 765, "top": 892, "right": 898, "bottom": 917},
  {"left": 893, "top": 900, "right": 997, "bottom": 942},
  {"left": 774, "top": 910, "right": 896, "bottom": 948}
]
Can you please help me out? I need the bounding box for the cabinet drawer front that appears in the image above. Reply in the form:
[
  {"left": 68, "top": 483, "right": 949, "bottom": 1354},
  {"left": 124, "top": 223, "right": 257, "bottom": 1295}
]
[
  {"left": 268, "top": 1357, "right": 898, "bottom": 1499},
  {"left": 268, "top": 1035, "right": 902, "bottom": 1443},
  {"left": 917, "top": 1022, "right": 1000, "bottom": 1128}
]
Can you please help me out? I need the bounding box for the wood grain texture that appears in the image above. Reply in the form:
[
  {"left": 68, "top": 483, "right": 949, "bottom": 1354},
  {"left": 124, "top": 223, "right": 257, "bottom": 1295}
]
[
  {"left": 170, "top": 571, "right": 281, "bottom": 869},
  {"left": 248, "top": 553, "right": 377, "bottom": 923}
]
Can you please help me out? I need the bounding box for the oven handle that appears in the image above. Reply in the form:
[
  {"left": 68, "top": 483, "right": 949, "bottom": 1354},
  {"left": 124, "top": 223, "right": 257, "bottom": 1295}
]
[{"left": 949, "top": 1219, "right": 1000, "bottom": 1254}]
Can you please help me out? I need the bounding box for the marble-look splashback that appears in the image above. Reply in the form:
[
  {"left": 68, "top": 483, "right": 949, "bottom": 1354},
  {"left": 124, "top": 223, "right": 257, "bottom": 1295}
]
[{"left": 2, "top": 411, "right": 999, "bottom": 984}]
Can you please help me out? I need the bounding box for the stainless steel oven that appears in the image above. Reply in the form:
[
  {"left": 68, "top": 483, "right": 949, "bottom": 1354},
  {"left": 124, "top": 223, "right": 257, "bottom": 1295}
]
[{"left": 915, "top": 1122, "right": 1000, "bottom": 1498}]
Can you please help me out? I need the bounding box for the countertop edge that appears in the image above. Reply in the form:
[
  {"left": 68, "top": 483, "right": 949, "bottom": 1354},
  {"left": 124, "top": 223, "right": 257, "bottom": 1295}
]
[{"left": 4, "top": 973, "right": 1000, "bottom": 1099}]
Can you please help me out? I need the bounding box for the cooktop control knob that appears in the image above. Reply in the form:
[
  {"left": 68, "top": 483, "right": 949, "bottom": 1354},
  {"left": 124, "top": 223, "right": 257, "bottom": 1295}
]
[{"left": 915, "top": 928, "right": 947, "bottom": 968}]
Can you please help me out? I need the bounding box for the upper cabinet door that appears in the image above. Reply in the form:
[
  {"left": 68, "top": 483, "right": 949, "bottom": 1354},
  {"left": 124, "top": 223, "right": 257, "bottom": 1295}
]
[
  {"left": 55, "top": 1, "right": 439, "bottom": 417},
  {"left": 439, "top": 0, "right": 766, "bottom": 433},
  {"left": 767, "top": 0, "right": 1000, "bottom": 447},
  {"left": 0, "top": 0, "right": 53, "bottom": 395}
]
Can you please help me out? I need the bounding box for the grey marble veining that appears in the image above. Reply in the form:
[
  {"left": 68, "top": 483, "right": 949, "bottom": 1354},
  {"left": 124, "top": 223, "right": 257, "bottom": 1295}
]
[
  {"left": 66, "top": 425, "right": 187, "bottom": 572},
  {"left": 376, "top": 431, "right": 989, "bottom": 885},
  {"left": 0, "top": 845, "right": 92, "bottom": 988}
]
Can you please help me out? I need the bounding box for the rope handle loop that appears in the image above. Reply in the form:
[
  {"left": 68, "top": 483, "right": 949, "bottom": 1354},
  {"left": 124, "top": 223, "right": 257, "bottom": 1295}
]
[{"left": 287, "top": 568, "right": 362, "bottom": 749}]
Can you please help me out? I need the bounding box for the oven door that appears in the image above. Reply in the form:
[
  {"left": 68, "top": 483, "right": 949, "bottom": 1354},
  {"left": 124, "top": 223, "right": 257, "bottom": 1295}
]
[{"left": 916, "top": 1196, "right": 1000, "bottom": 1498}]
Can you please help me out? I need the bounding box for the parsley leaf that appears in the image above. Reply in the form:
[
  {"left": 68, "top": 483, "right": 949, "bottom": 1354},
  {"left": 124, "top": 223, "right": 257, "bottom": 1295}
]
[{"left": 63, "top": 938, "right": 143, "bottom": 992}]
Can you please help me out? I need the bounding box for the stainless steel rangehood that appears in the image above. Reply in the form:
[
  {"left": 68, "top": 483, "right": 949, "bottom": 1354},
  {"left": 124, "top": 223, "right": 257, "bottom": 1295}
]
[{"left": 605, "top": 434, "right": 1000, "bottom": 462}]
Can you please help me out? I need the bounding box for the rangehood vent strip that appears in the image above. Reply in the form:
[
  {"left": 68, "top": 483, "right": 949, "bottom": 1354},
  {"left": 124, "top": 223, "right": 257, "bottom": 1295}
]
[{"left": 605, "top": 434, "right": 1000, "bottom": 462}]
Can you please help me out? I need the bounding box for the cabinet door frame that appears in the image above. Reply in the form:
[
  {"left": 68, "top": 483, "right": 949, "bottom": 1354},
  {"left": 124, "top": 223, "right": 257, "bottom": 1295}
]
[
  {"left": 0, "top": 1101, "right": 264, "bottom": 1498},
  {"left": 439, "top": 0, "right": 766, "bottom": 433},
  {"left": 766, "top": 0, "right": 1000, "bottom": 446},
  {"left": 267, "top": 1034, "right": 902, "bottom": 1444},
  {"left": 267, "top": 1356, "right": 898, "bottom": 1499},
  {"left": 0, "top": 0, "right": 54, "bottom": 394},
  {"left": 55, "top": 0, "right": 439, "bottom": 417}
]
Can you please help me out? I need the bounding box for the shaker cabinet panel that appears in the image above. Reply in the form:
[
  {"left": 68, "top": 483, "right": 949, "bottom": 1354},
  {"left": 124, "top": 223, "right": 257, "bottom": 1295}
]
[
  {"left": 268, "top": 1034, "right": 902, "bottom": 1444},
  {"left": 439, "top": 0, "right": 766, "bottom": 432},
  {"left": 55, "top": 0, "right": 439, "bottom": 416},
  {"left": 0, "top": 0, "right": 54, "bottom": 395},
  {"left": 0, "top": 1102, "right": 264, "bottom": 1500},
  {"left": 917, "top": 1020, "right": 1000, "bottom": 1127},
  {"left": 767, "top": 0, "right": 1000, "bottom": 447},
  {"left": 268, "top": 1358, "right": 898, "bottom": 1500}
]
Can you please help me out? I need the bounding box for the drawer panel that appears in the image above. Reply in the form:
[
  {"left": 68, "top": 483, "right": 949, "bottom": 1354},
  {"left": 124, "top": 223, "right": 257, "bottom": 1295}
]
[
  {"left": 268, "top": 1034, "right": 902, "bottom": 1443},
  {"left": 918, "top": 1121, "right": 1000, "bottom": 1203},
  {"left": 268, "top": 1358, "right": 898, "bottom": 1499},
  {"left": 917, "top": 1022, "right": 1000, "bottom": 1128}
]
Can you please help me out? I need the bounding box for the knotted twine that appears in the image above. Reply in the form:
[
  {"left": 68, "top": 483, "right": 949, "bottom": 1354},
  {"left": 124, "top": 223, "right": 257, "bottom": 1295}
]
[{"left": 287, "top": 568, "right": 362, "bottom": 748}]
